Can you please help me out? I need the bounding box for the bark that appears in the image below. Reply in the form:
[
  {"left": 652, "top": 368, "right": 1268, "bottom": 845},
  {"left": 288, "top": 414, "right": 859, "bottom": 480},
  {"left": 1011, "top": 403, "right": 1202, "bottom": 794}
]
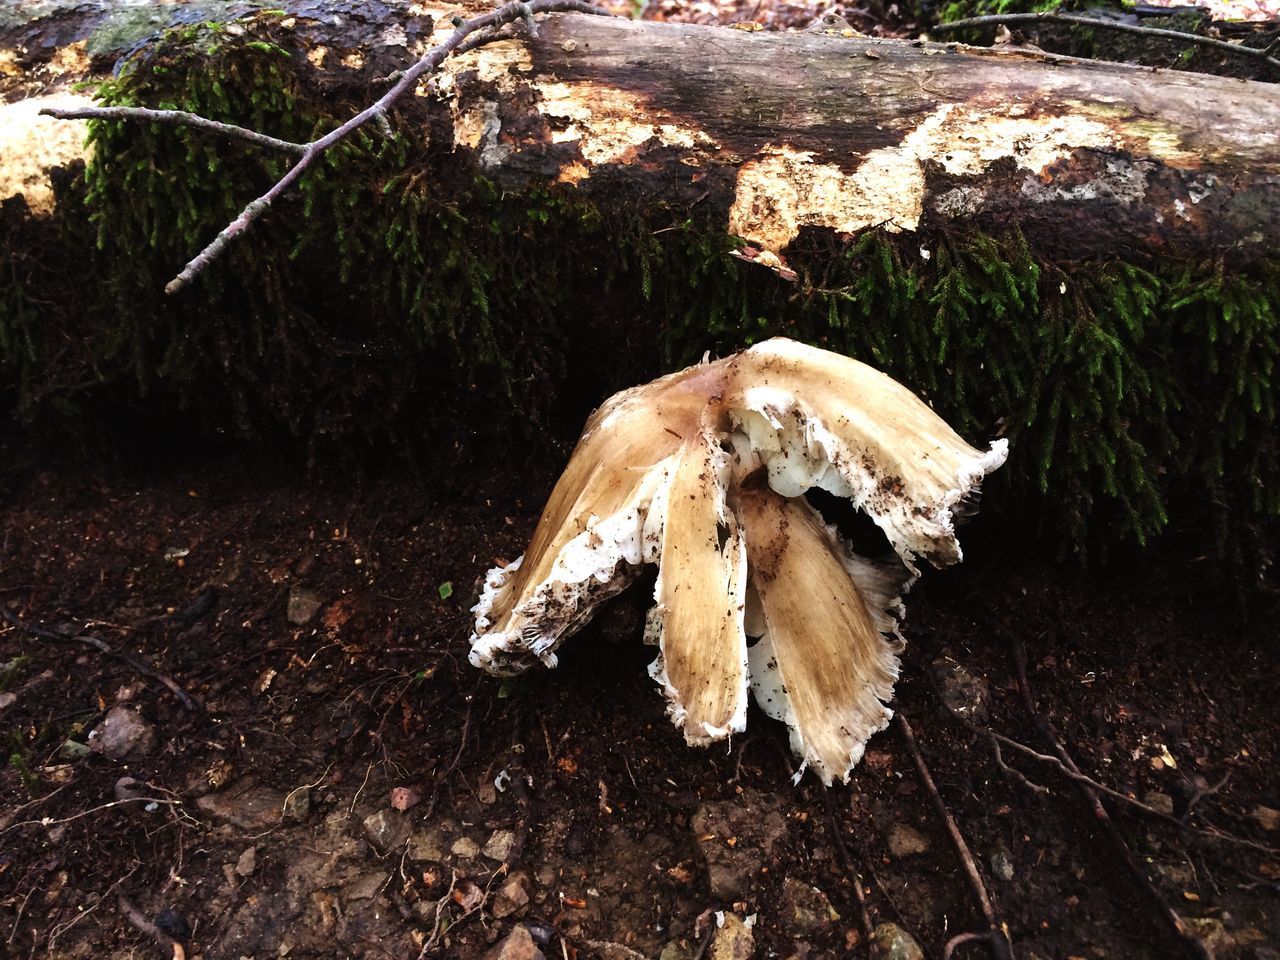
[{"left": 2, "top": 0, "right": 1278, "bottom": 267}]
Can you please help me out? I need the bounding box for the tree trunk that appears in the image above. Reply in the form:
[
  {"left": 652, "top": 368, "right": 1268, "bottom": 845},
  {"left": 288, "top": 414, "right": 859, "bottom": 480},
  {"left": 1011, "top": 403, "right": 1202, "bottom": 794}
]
[{"left": 3, "top": 2, "right": 1278, "bottom": 268}]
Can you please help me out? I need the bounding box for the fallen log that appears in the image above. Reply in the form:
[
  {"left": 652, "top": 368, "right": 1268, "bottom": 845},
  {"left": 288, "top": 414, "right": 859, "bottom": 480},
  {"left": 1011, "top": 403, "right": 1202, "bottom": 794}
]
[{"left": 4, "top": 3, "right": 1279, "bottom": 267}]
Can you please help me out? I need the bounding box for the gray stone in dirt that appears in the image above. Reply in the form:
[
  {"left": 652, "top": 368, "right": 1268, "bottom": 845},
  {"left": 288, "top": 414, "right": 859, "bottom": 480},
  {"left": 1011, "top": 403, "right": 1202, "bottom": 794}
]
[
  {"left": 409, "top": 826, "right": 448, "bottom": 862},
  {"left": 0, "top": 691, "right": 16, "bottom": 711},
  {"left": 452, "top": 835, "right": 481, "bottom": 859},
  {"left": 492, "top": 872, "right": 531, "bottom": 919},
  {"left": 932, "top": 655, "right": 990, "bottom": 720},
  {"left": 195, "top": 779, "right": 286, "bottom": 831},
  {"left": 287, "top": 584, "right": 325, "bottom": 625},
  {"left": 692, "top": 788, "right": 788, "bottom": 899},
  {"left": 58, "top": 738, "right": 91, "bottom": 760},
  {"left": 89, "top": 704, "right": 157, "bottom": 760},
  {"left": 484, "top": 924, "right": 545, "bottom": 960},
  {"left": 989, "top": 848, "right": 1014, "bottom": 881},
  {"left": 362, "top": 809, "right": 410, "bottom": 854},
  {"left": 235, "top": 846, "right": 257, "bottom": 877},
  {"left": 870, "top": 922, "right": 924, "bottom": 960},
  {"left": 709, "top": 913, "right": 754, "bottom": 960},
  {"left": 484, "top": 828, "right": 516, "bottom": 862},
  {"left": 1144, "top": 791, "right": 1175, "bottom": 817},
  {"left": 114, "top": 776, "right": 146, "bottom": 802},
  {"left": 781, "top": 877, "right": 840, "bottom": 936},
  {"left": 282, "top": 785, "right": 311, "bottom": 823},
  {"left": 659, "top": 942, "right": 698, "bottom": 960},
  {"left": 344, "top": 869, "right": 388, "bottom": 901},
  {"left": 886, "top": 823, "right": 930, "bottom": 858}
]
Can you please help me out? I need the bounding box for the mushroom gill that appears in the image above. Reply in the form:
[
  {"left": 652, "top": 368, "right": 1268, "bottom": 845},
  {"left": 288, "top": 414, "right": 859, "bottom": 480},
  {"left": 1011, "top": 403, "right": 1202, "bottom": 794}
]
[{"left": 469, "top": 337, "right": 1007, "bottom": 783}]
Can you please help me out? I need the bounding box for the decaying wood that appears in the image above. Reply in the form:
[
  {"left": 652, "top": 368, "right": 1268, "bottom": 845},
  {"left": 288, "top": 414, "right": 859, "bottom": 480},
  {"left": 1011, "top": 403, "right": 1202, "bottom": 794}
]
[{"left": 3, "top": 1, "right": 1279, "bottom": 274}]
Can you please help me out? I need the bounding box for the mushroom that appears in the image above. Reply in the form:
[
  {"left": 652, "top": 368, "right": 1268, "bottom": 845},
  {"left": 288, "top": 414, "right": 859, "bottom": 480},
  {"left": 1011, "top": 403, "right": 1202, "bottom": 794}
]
[{"left": 470, "top": 338, "right": 1007, "bottom": 784}]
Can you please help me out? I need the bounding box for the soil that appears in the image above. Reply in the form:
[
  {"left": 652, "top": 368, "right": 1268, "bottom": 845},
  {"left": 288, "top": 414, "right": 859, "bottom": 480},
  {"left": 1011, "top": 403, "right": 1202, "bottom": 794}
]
[{"left": 1, "top": 448, "right": 1277, "bottom": 960}]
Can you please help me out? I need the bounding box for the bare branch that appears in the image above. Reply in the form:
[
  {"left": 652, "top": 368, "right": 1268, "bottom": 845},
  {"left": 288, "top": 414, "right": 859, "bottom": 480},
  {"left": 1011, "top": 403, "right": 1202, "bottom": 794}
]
[
  {"left": 933, "top": 12, "right": 1280, "bottom": 72},
  {"left": 160, "top": 0, "right": 611, "bottom": 293},
  {"left": 37, "top": 0, "right": 611, "bottom": 294},
  {"left": 36, "top": 105, "right": 309, "bottom": 154}
]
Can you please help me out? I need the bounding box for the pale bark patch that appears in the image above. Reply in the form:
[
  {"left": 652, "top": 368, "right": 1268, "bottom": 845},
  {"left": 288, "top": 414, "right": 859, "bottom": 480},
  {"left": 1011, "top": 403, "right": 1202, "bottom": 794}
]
[
  {"left": 0, "top": 92, "right": 93, "bottom": 217},
  {"left": 729, "top": 103, "right": 1124, "bottom": 255}
]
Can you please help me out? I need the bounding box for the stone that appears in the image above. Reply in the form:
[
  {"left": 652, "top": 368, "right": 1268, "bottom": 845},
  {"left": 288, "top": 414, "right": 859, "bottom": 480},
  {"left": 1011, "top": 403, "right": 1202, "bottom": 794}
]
[
  {"left": 361, "top": 809, "right": 410, "bottom": 854},
  {"left": 1155, "top": 862, "right": 1195, "bottom": 886},
  {"left": 88, "top": 705, "right": 157, "bottom": 760},
  {"left": 59, "top": 739, "right": 91, "bottom": 760},
  {"left": 235, "top": 846, "right": 257, "bottom": 877},
  {"left": 195, "top": 779, "right": 286, "bottom": 831},
  {"left": 781, "top": 877, "right": 840, "bottom": 935},
  {"left": 870, "top": 922, "right": 924, "bottom": 960},
  {"left": 709, "top": 913, "right": 754, "bottom": 960},
  {"left": 1144, "top": 791, "right": 1175, "bottom": 817},
  {"left": 0, "top": 691, "right": 16, "bottom": 710},
  {"left": 660, "top": 942, "right": 698, "bottom": 960},
  {"left": 886, "top": 823, "right": 930, "bottom": 858},
  {"left": 990, "top": 849, "right": 1014, "bottom": 881},
  {"left": 1186, "top": 917, "right": 1230, "bottom": 957},
  {"left": 692, "top": 788, "right": 788, "bottom": 899},
  {"left": 484, "top": 924, "right": 545, "bottom": 960},
  {"left": 484, "top": 829, "right": 516, "bottom": 862},
  {"left": 286, "top": 584, "right": 324, "bottom": 625},
  {"left": 1249, "top": 805, "right": 1280, "bottom": 832},
  {"left": 282, "top": 785, "right": 311, "bottom": 823},
  {"left": 343, "top": 870, "right": 388, "bottom": 901},
  {"left": 409, "top": 826, "right": 449, "bottom": 862},
  {"left": 932, "top": 656, "right": 990, "bottom": 720},
  {"left": 452, "top": 836, "right": 481, "bottom": 859},
  {"left": 492, "top": 872, "right": 532, "bottom": 919},
  {"left": 390, "top": 785, "right": 423, "bottom": 811}
]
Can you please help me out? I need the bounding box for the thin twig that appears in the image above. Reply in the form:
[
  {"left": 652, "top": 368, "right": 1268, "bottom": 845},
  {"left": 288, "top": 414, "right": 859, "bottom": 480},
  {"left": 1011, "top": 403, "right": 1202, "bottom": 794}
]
[
  {"left": 47, "top": 866, "right": 137, "bottom": 950},
  {"left": 1008, "top": 639, "right": 1211, "bottom": 960},
  {"left": 896, "top": 714, "right": 1013, "bottom": 960},
  {"left": 36, "top": 106, "right": 308, "bottom": 154},
  {"left": 991, "top": 739, "right": 1049, "bottom": 796},
  {"left": 40, "top": 0, "right": 609, "bottom": 295},
  {"left": 2, "top": 796, "right": 182, "bottom": 836},
  {"left": 1, "top": 608, "right": 198, "bottom": 710},
  {"left": 821, "top": 788, "right": 875, "bottom": 944},
  {"left": 932, "top": 12, "right": 1280, "bottom": 72},
  {"left": 923, "top": 657, "right": 1271, "bottom": 849}
]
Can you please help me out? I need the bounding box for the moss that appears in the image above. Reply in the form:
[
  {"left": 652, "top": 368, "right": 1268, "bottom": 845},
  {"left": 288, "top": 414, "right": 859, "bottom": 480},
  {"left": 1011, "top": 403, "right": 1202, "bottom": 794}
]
[
  {"left": 1, "top": 12, "right": 1276, "bottom": 584},
  {"left": 658, "top": 228, "right": 1278, "bottom": 579}
]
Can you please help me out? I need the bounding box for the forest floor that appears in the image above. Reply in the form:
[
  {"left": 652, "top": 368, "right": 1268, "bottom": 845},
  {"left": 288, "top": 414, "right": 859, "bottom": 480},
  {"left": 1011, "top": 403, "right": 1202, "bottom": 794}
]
[{"left": 1, "top": 452, "right": 1277, "bottom": 960}]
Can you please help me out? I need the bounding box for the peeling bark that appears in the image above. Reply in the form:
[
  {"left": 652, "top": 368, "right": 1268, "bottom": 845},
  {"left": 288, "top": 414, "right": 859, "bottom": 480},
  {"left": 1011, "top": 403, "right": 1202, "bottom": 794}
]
[{"left": 448, "top": 15, "right": 1280, "bottom": 265}]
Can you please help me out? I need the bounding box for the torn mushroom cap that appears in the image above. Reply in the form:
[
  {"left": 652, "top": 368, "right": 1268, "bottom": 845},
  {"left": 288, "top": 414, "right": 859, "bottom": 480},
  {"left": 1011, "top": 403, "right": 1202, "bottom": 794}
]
[
  {"left": 724, "top": 338, "right": 1008, "bottom": 570},
  {"left": 469, "top": 337, "right": 1006, "bottom": 770},
  {"left": 470, "top": 358, "right": 732, "bottom": 674},
  {"left": 737, "top": 480, "right": 909, "bottom": 785}
]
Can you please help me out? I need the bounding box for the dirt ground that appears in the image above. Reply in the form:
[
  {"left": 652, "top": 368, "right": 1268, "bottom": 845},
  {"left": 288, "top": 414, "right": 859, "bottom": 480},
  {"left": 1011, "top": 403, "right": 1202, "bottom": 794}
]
[{"left": 1, "top": 448, "right": 1277, "bottom": 960}]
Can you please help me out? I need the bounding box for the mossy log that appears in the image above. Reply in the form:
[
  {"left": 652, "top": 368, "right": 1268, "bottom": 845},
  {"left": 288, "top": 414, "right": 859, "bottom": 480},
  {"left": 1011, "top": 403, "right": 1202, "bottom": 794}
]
[{"left": 1, "top": 2, "right": 1278, "bottom": 580}]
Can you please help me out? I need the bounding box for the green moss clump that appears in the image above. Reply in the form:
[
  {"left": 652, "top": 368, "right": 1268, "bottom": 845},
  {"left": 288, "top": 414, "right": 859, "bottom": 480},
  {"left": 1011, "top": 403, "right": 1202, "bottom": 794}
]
[
  {"left": 656, "top": 229, "right": 1279, "bottom": 579},
  {"left": 1, "top": 13, "right": 1276, "bottom": 583}
]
